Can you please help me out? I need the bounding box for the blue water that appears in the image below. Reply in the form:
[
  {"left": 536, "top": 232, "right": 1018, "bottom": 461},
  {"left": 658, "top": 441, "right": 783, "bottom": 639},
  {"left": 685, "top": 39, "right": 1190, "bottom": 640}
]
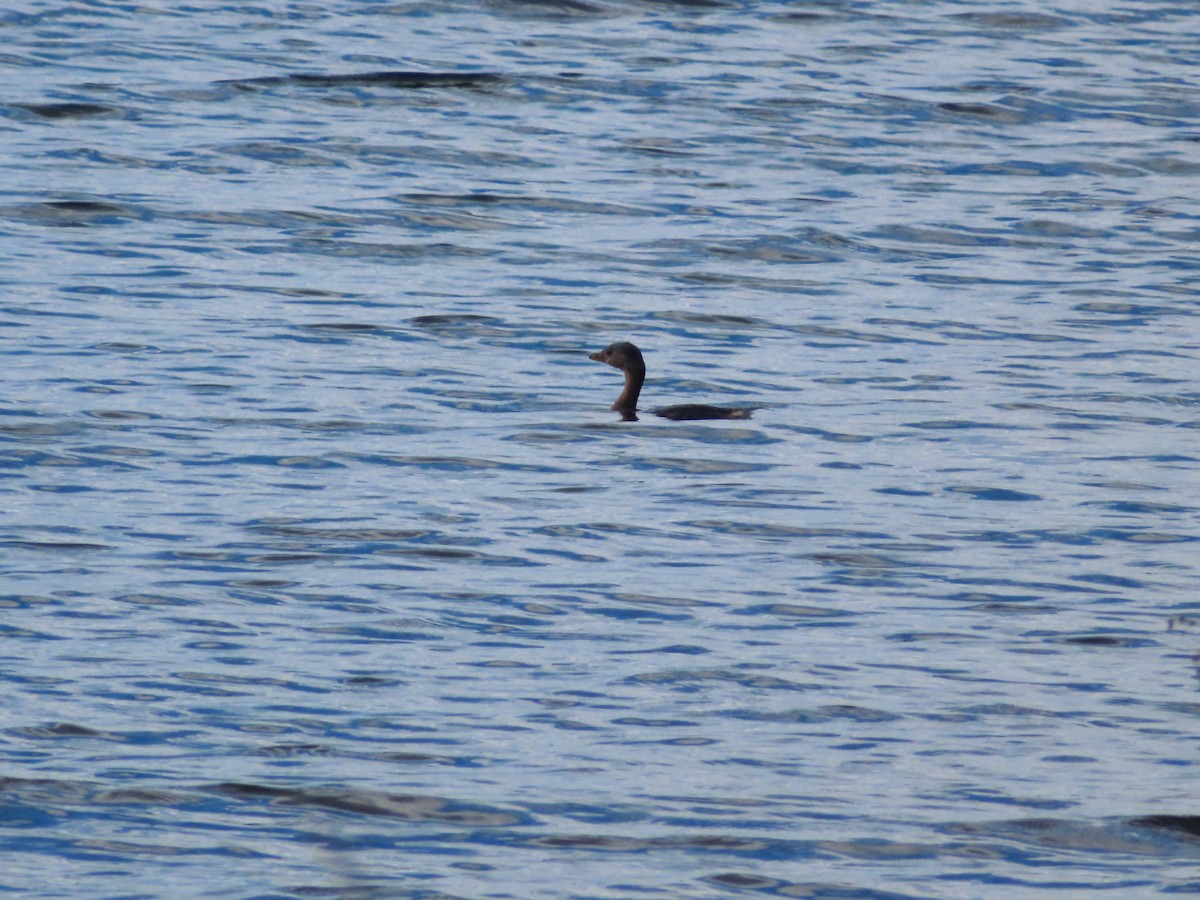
[{"left": 3, "top": 2, "right": 1200, "bottom": 897}]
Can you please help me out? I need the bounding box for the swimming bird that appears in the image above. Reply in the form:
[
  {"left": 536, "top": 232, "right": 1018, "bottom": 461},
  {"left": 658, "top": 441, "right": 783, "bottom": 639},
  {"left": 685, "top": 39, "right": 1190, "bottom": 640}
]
[{"left": 588, "top": 341, "right": 755, "bottom": 422}]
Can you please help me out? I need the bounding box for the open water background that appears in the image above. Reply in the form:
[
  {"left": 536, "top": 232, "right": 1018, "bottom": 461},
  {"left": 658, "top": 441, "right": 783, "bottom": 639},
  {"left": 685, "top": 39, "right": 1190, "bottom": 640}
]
[{"left": 3, "top": 1, "right": 1200, "bottom": 897}]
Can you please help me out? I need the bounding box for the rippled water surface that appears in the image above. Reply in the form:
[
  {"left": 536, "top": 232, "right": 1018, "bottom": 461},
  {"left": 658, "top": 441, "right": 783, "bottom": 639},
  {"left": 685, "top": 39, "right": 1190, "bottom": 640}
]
[{"left": 4, "top": 1, "right": 1200, "bottom": 897}]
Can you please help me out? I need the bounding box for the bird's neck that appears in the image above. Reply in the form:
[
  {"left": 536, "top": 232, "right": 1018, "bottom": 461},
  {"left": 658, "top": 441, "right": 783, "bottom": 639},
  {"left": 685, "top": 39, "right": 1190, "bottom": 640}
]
[{"left": 614, "top": 364, "right": 645, "bottom": 414}]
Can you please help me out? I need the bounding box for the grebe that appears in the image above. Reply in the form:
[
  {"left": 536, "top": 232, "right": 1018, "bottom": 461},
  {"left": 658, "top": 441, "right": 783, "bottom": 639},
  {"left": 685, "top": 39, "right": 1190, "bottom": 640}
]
[{"left": 588, "top": 341, "right": 756, "bottom": 422}]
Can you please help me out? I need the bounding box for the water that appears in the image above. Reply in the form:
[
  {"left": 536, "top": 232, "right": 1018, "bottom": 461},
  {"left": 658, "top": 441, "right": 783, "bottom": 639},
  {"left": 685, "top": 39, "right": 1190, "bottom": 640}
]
[{"left": 3, "top": 1, "right": 1200, "bottom": 897}]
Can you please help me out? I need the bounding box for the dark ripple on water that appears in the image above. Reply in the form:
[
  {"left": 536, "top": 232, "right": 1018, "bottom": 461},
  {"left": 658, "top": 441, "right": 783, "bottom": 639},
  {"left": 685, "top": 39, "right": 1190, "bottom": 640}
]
[{"left": 3, "top": 1, "right": 1200, "bottom": 897}]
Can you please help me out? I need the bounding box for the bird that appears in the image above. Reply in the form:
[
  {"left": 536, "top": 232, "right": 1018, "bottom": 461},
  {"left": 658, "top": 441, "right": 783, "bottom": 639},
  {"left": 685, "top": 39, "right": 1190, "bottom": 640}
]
[{"left": 588, "top": 341, "right": 756, "bottom": 422}]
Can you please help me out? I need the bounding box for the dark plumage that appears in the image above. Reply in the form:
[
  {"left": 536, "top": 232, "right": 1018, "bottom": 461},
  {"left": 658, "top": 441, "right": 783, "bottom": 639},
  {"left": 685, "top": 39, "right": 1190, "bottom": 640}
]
[{"left": 588, "top": 342, "right": 756, "bottom": 422}]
